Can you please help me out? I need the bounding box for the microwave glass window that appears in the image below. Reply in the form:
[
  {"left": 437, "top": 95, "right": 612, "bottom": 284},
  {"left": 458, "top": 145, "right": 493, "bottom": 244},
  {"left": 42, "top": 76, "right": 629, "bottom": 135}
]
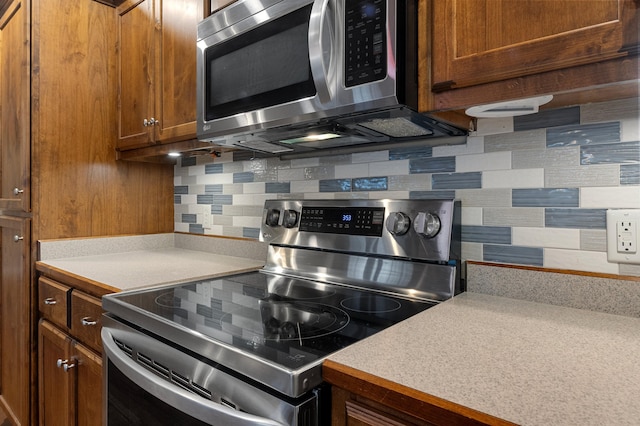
[{"left": 205, "top": 5, "right": 316, "bottom": 121}]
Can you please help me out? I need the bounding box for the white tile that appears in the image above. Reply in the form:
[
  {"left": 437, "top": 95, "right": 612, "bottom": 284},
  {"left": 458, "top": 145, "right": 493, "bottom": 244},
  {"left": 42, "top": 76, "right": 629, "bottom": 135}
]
[
  {"left": 580, "top": 187, "right": 640, "bottom": 208},
  {"left": 461, "top": 242, "right": 483, "bottom": 262},
  {"left": 433, "top": 136, "right": 485, "bottom": 156},
  {"left": 188, "top": 164, "right": 206, "bottom": 176},
  {"left": 278, "top": 168, "right": 305, "bottom": 181},
  {"left": 621, "top": 116, "right": 640, "bottom": 142},
  {"left": 243, "top": 182, "right": 266, "bottom": 194},
  {"left": 473, "top": 117, "right": 514, "bottom": 136},
  {"left": 461, "top": 207, "right": 483, "bottom": 225},
  {"left": 233, "top": 194, "right": 270, "bottom": 206},
  {"left": 482, "top": 169, "right": 544, "bottom": 188},
  {"left": 304, "top": 192, "right": 335, "bottom": 199},
  {"left": 456, "top": 151, "right": 511, "bottom": 172},
  {"left": 291, "top": 180, "right": 319, "bottom": 193},
  {"left": 335, "top": 163, "right": 368, "bottom": 179},
  {"left": 181, "top": 194, "right": 197, "bottom": 205},
  {"left": 232, "top": 216, "right": 262, "bottom": 228},
  {"left": 512, "top": 227, "right": 580, "bottom": 249},
  {"left": 368, "top": 159, "right": 409, "bottom": 176},
  {"left": 174, "top": 223, "right": 190, "bottom": 232},
  {"left": 352, "top": 150, "right": 388, "bottom": 164},
  {"left": 368, "top": 191, "right": 408, "bottom": 199},
  {"left": 543, "top": 248, "right": 620, "bottom": 274},
  {"left": 196, "top": 173, "right": 233, "bottom": 184}
]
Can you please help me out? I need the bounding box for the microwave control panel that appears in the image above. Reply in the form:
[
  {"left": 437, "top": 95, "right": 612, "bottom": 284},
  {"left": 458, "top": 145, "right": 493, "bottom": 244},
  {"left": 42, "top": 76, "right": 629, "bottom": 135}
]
[{"left": 344, "top": 0, "right": 387, "bottom": 87}]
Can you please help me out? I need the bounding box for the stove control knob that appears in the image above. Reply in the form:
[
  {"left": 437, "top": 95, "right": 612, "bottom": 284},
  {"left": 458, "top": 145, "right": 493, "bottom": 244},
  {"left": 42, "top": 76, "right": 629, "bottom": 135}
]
[
  {"left": 413, "top": 212, "right": 441, "bottom": 238},
  {"left": 385, "top": 212, "right": 411, "bottom": 236},
  {"left": 265, "top": 209, "right": 280, "bottom": 227},
  {"left": 282, "top": 210, "right": 298, "bottom": 228}
]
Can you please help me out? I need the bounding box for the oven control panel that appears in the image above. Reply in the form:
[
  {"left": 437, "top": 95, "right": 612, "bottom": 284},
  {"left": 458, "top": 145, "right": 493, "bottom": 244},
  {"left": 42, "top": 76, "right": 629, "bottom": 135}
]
[{"left": 261, "top": 199, "right": 460, "bottom": 262}]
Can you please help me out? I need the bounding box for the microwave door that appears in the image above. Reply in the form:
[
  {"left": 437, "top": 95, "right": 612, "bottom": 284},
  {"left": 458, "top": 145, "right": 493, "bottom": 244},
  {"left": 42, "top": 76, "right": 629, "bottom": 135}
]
[{"left": 309, "top": 0, "right": 337, "bottom": 104}]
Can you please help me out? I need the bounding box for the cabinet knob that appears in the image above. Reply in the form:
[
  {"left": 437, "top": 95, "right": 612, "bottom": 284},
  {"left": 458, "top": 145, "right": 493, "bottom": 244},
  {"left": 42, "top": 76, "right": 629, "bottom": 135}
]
[
  {"left": 43, "top": 297, "right": 57, "bottom": 305},
  {"left": 13, "top": 235, "right": 24, "bottom": 243},
  {"left": 81, "top": 317, "right": 98, "bottom": 326},
  {"left": 143, "top": 117, "right": 159, "bottom": 127},
  {"left": 56, "top": 359, "right": 76, "bottom": 372},
  {"left": 13, "top": 187, "right": 24, "bottom": 196}
]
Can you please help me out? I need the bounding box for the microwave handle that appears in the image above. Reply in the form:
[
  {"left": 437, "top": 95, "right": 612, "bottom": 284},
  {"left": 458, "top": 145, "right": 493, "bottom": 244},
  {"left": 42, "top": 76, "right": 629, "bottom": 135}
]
[
  {"left": 102, "top": 327, "right": 284, "bottom": 426},
  {"left": 309, "top": 0, "right": 333, "bottom": 104}
]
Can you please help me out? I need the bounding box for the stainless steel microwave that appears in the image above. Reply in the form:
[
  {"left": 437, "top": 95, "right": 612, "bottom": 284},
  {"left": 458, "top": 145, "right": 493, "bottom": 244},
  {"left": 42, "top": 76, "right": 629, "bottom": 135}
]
[{"left": 196, "top": 0, "right": 466, "bottom": 156}]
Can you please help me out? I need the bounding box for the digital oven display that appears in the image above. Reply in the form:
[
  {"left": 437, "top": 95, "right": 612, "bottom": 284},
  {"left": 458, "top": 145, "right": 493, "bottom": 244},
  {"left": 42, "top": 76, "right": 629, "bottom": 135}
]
[{"left": 299, "top": 207, "right": 385, "bottom": 236}]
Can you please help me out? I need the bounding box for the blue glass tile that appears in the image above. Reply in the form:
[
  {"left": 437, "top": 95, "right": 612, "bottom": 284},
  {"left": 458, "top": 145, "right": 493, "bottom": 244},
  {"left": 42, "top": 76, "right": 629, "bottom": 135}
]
[
  {"left": 174, "top": 185, "right": 189, "bottom": 195},
  {"left": 545, "top": 208, "right": 606, "bottom": 229},
  {"left": 180, "top": 157, "right": 197, "bottom": 167},
  {"left": 483, "top": 244, "right": 544, "bottom": 267},
  {"left": 319, "top": 179, "right": 351, "bottom": 192},
  {"left": 547, "top": 122, "right": 620, "bottom": 148},
  {"left": 174, "top": 195, "right": 181, "bottom": 204},
  {"left": 204, "top": 163, "right": 224, "bottom": 174},
  {"left": 211, "top": 195, "right": 233, "bottom": 205},
  {"left": 389, "top": 146, "right": 432, "bottom": 160},
  {"left": 233, "top": 172, "right": 255, "bottom": 183},
  {"left": 243, "top": 227, "right": 260, "bottom": 239},
  {"left": 266, "top": 182, "right": 291, "bottom": 193},
  {"left": 621, "top": 164, "right": 640, "bottom": 185},
  {"left": 353, "top": 177, "right": 388, "bottom": 191},
  {"left": 409, "top": 157, "right": 455, "bottom": 174},
  {"left": 409, "top": 190, "right": 457, "bottom": 200},
  {"left": 182, "top": 214, "right": 197, "bottom": 224},
  {"left": 581, "top": 141, "right": 640, "bottom": 165},
  {"left": 196, "top": 304, "right": 213, "bottom": 318},
  {"left": 514, "top": 106, "right": 579, "bottom": 131},
  {"left": 432, "top": 172, "right": 482, "bottom": 189},
  {"left": 212, "top": 205, "right": 223, "bottom": 215},
  {"left": 205, "top": 184, "right": 224, "bottom": 194},
  {"left": 512, "top": 188, "right": 579, "bottom": 207},
  {"left": 189, "top": 224, "right": 204, "bottom": 234},
  {"left": 197, "top": 194, "right": 214, "bottom": 204},
  {"left": 461, "top": 225, "right": 511, "bottom": 244}
]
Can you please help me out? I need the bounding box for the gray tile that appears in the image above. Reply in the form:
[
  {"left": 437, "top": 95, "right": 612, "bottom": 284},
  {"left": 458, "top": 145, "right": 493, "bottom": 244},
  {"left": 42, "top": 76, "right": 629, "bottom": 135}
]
[
  {"left": 546, "top": 122, "right": 620, "bottom": 148},
  {"left": 580, "top": 229, "right": 607, "bottom": 252},
  {"left": 319, "top": 179, "right": 352, "bottom": 192},
  {"left": 211, "top": 195, "right": 233, "bottom": 205},
  {"left": 514, "top": 106, "right": 580, "bottom": 131},
  {"left": 409, "top": 157, "right": 455, "bottom": 174},
  {"left": 457, "top": 188, "right": 512, "bottom": 207},
  {"left": 189, "top": 224, "right": 204, "bottom": 234},
  {"left": 222, "top": 161, "right": 244, "bottom": 173},
  {"left": 409, "top": 190, "right": 456, "bottom": 200},
  {"left": 304, "top": 166, "right": 335, "bottom": 180},
  {"left": 254, "top": 168, "right": 279, "bottom": 182},
  {"left": 212, "top": 205, "right": 223, "bottom": 215},
  {"left": 432, "top": 172, "right": 482, "bottom": 189},
  {"left": 243, "top": 227, "right": 261, "bottom": 239},
  {"left": 389, "top": 146, "right": 432, "bottom": 160},
  {"left": 512, "top": 146, "right": 579, "bottom": 169},
  {"left": 174, "top": 195, "right": 182, "bottom": 204},
  {"left": 484, "top": 129, "right": 546, "bottom": 153},
  {"left": 181, "top": 157, "right": 197, "bottom": 167},
  {"left": 581, "top": 141, "right": 640, "bottom": 165},
  {"left": 233, "top": 172, "right": 255, "bottom": 183},
  {"left": 205, "top": 163, "right": 224, "bottom": 174},
  {"left": 222, "top": 183, "right": 244, "bottom": 195},
  {"left": 265, "top": 182, "right": 291, "bottom": 193},
  {"left": 621, "top": 164, "right": 640, "bottom": 185},
  {"left": 389, "top": 175, "right": 430, "bottom": 191},
  {"left": 204, "top": 184, "right": 224, "bottom": 194},
  {"left": 319, "top": 154, "right": 352, "bottom": 166},
  {"left": 581, "top": 98, "right": 640, "bottom": 123},
  {"left": 174, "top": 185, "right": 189, "bottom": 195},
  {"left": 545, "top": 165, "right": 620, "bottom": 188},
  {"left": 461, "top": 225, "right": 511, "bottom": 244},
  {"left": 512, "top": 188, "right": 579, "bottom": 207},
  {"left": 197, "top": 194, "right": 214, "bottom": 204},
  {"left": 545, "top": 208, "right": 606, "bottom": 229},
  {"left": 483, "top": 208, "right": 544, "bottom": 227},
  {"left": 182, "top": 214, "right": 197, "bottom": 224},
  {"left": 353, "top": 177, "right": 388, "bottom": 191},
  {"left": 483, "top": 244, "right": 544, "bottom": 266}
]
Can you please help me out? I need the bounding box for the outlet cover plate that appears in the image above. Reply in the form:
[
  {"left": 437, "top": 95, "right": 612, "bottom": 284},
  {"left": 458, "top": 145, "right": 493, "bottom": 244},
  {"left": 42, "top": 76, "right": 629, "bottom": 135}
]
[{"left": 606, "top": 209, "right": 640, "bottom": 264}]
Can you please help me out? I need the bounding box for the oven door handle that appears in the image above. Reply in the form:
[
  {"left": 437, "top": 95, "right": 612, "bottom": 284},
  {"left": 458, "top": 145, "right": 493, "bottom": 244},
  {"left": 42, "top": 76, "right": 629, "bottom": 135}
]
[{"left": 102, "top": 328, "right": 284, "bottom": 426}]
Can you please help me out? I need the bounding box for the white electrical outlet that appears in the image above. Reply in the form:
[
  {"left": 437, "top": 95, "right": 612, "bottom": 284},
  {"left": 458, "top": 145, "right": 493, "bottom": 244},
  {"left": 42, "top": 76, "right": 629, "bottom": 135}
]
[{"left": 606, "top": 209, "right": 640, "bottom": 264}]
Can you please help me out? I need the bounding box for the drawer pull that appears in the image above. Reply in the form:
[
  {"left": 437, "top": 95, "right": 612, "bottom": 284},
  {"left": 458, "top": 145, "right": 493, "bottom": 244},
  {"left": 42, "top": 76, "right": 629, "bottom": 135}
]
[
  {"left": 56, "top": 359, "right": 75, "bottom": 372},
  {"left": 13, "top": 235, "right": 24, "bottom": 242},
  {"left": 81, "top": 317, "right": 97, "bottom": 326},
  {"left": 43, "top": 297, "right": 57, "bottom": 305}
]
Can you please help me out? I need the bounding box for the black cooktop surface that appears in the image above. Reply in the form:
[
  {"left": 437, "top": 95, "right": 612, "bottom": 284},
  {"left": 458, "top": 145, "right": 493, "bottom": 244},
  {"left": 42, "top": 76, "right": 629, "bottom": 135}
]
[{"left": 106, "top": 271, "right": 436, "bottom": 371}]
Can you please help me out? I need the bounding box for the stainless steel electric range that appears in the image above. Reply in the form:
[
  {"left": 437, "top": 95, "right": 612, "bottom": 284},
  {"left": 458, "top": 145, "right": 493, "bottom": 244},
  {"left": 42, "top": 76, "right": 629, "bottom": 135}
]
[{"left": 101, "top": 199, "right": 461, "bottom": 426}]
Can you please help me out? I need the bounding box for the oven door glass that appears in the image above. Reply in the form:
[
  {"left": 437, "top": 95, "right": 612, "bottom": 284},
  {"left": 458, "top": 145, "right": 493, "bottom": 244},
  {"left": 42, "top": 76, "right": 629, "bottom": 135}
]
[{"left": 204, "top": 4, "right": 316, "bottom": 121}]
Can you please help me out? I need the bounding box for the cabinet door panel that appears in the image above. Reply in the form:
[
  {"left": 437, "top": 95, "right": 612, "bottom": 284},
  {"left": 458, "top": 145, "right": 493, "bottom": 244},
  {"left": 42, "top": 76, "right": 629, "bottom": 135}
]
[
  {"left": 74, "top": 342, "right": 103, "bottom": 426},
  {"left": 117, "top": 0, "right": 155, "bottom": 149},
  {"left": 432, "top": 0, "right": 635, "bottom": 90},
  {"left": 0, "top": 216, "right": 31, "bottom": 426},
  {"left": 155, "top": 0, "right": 201, "bottom": 143},
  {"left": 38, "top": 320, "right": 74, "bottom": 426},
  {"left": 0, "top": 0, "right": 30, "bottom": 212}
]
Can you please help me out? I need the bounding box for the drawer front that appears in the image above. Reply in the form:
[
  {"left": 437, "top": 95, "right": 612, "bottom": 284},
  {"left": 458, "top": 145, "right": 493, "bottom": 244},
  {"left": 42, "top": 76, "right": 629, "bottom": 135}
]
[
  {"left": 38, "top": 277, "right": 70, "bottom": 328},
  {"left": 70, "top": 291, "right": 103, "bottom": 352}
]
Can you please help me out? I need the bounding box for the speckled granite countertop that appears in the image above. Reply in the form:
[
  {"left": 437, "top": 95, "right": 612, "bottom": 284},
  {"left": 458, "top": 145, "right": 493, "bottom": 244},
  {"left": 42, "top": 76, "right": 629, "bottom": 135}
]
[
  {"left": 36, "top": 233, "right": 267, "bottom": 294},
  {"left": 326, "top": 291, "right": 640, "bottom": 426}
]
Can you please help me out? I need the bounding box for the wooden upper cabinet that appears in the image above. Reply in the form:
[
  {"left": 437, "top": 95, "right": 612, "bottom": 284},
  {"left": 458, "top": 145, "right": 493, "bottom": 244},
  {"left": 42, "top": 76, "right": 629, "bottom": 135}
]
[
  {"left": 431, "top": 0, "right": 639, "bottom": 108},
  {"left": 0, "top": 0, "right": 30, "bottom": 212},
  {"left": 117, "top": 0, "right": 203, "bottom": 151}
]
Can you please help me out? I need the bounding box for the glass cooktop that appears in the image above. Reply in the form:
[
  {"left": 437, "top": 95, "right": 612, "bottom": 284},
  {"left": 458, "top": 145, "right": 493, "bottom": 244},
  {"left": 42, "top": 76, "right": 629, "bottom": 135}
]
[{"left": 104, "top": 271, "right": 436, "bottom": 371}]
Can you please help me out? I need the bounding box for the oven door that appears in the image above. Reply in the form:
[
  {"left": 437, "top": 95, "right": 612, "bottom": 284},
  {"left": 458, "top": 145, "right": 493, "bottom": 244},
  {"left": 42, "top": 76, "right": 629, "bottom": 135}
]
[{"left": 102, "top": 317, "right": 320, "bottom": 426}]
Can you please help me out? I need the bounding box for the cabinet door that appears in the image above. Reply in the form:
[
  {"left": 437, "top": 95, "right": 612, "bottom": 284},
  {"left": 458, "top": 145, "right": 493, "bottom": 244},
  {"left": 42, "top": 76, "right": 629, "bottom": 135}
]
[
  {"left": 0, "top": 216, "right": 31, "bottom": 426},
  {"left": 117, "top": 0, "right": 155, "bottom": 149},
  {"left": 154, "top": 0, "right": 202, "bottom": 144},
  {"left": 0, "top": 0, "right": 30, "bottom": 212},
  {"left": 432, "top": 0, "right": 638, "bottom": 91},
  {"left": 38, "top": 320, "right": 74, "bottom": 426},
  {"left": 74, "top": 342, "right": 103, "bottom": 426}
]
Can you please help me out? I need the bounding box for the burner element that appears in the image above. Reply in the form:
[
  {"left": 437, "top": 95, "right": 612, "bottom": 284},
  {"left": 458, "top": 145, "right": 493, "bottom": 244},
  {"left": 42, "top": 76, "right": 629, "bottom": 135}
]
[{"left": 340, "top": 295, "right": 401, "bottom": 313}]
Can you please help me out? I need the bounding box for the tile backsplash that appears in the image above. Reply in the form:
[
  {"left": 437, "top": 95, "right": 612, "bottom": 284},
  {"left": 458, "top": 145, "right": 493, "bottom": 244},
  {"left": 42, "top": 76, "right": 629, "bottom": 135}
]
[{"left": 174, "top": 98, "right": 640, "bottom": 276}]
